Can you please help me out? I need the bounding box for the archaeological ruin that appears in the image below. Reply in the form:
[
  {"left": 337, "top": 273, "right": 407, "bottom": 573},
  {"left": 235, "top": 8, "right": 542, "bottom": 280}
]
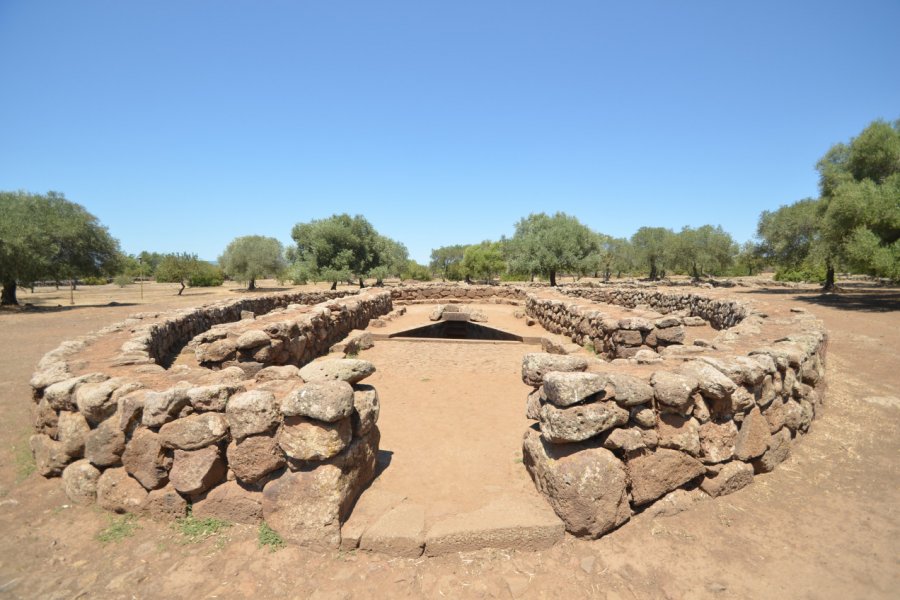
[{"left": 28, "top": 282, "right": 828, "bottom": 556}]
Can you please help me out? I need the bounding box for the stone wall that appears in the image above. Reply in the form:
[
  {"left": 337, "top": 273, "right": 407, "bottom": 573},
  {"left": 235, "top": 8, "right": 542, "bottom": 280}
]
[
  {"left": 520, "top": 321, "right": 827, "bottom": 538},
  {"left": 28, "top": 291, "right": 392, "bottom": 549},
  {"left": 390, "top": 283, "right": 528, "bottom": 303},
  {"left": 558, "top": 286, "right": 748, "bottom": 330},
  {"left": 526, "top": 296, "right": 690, "bottom": 359}
]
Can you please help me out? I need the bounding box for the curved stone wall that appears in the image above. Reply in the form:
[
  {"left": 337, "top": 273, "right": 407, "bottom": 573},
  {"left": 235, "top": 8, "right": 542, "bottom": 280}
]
[
  {"left": 519, "top": 287, "right": 827, "bottom": 539},
  {"left": 28, "top": 282, "right": 827, "bottom": 551},
  {"left": 28, "top": 290, "right": 392, "bottom": 549}
]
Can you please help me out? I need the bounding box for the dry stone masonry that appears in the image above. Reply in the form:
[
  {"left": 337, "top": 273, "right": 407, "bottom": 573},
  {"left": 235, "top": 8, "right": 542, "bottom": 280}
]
[
  {"left": 29, "top": 290, "right": 391, "bottom": 549},
  {"left": 29, "top": 282, "right": 828, "bottom": 551}
]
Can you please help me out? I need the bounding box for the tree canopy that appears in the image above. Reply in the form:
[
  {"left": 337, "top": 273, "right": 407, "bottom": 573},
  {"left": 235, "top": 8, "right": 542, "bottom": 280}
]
[
  {"left": 461, "top": 241, "right": 506, "bottom": 282},
  {"left": 290, "top": 214, "right": 406, "bottom": 288},
  {"left": 507, "top": 212, "right": 598, "bottom": 286},
  {"left": 155, "top": 253, "right": 223, "bottom": 294},
  {"left": 218, "top": 235, "right": 285, "bottom": 290},
  {"left": 429, "top": 244, "right": 467, "bottom": 281},
  {"left": 630, "top": 226, "right": 675, "bottom": 280},
  {"left": 759, "top": 118, "right": 900, "bottom": 286},
  {"left": 0, "top": 191, "right": 121, "bottom": 304}
]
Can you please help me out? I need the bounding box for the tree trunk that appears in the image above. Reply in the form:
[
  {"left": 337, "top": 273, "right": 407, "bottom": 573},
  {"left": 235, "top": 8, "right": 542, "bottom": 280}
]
[
  {"left": 248, "top": 278, "right": 256, "bottom": 291},
  {"left": 177, "top": 281, "right": 185, "bottom": 296},
  {"left": 359, "top": 277, "right": 365, "bottom": 288},
  {"left": 330, "top": 280, "right": 337, "bottom": 291},
  {"left": 823, "top": 263, "right": 836, "bottom": 291},
  {"left": 649, "top": 261, "right": 658, "bottom": 280},
  {"left": 549, "top": 270, "right": 557, "bottom": 287},
  {"left": 1, "top": 280, "right": 17, "bottom": 305}
]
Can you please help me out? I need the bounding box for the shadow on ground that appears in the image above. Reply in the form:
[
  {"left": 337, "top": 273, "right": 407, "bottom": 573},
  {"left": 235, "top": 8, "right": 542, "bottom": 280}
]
[{"left": 736, "top": 287, "right": 900, "bottom": 313}]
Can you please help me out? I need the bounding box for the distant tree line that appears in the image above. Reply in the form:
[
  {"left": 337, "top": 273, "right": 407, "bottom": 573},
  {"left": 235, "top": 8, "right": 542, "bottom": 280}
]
[{"left": 1, "top": 118, "right": 895, "bottom": 305}]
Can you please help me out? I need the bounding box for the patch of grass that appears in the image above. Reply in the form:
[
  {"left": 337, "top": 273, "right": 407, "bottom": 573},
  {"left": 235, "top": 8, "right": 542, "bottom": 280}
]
[
  {"left": 346, "top": 349, "right": 359, "bottom": 358},
  {"left": 257, "top": 522, "right": 286, "bottom": 552},
  {"left": 13, "top": 433, "right": 36, "bottom": 482},
  {"left": 97, "top": 514, "right": 140, "bottom": 543},
  {"left": 174, "top": 513, "right": 231, "bottom": 544}
]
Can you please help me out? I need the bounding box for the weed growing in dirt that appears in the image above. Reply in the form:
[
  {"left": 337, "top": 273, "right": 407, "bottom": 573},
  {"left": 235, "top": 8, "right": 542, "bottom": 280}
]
[
  {"left": 257, "top": 522, "right": 286, "bottom": 552},
  {"left": 346, "top": 349, "right": 359, "bottom": 358},
  {"left": 13, "top": 432, "right": 36, "bottom": 482},
  {"left": 174, "top": 513, "right": 231, "bottom": 544},
  {"left": 97, "top": 514, "right": 140, "bottom": 543}
]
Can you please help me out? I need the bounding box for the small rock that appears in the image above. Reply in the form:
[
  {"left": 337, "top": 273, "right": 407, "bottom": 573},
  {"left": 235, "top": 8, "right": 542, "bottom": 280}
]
[
  {"left": 700, "top": 461, "right": 754, "bottom": 497},
  {"left": 226, "top": 435, "right": 286, "bottom": 484},
  {"left": 521, "top": 353, "right": 588, "bottom": 387},
  {"left": 169, "top": 446, "right": 226, "bottom": 496},
  {"left": 62, "top": 459, "right": 101, "bottom": 504},
  {"left": 142, "top": 483, "right": 187, "bottom": 520},
  {"left": 85, "top": 417, "right": 126, "bottom": 468}
]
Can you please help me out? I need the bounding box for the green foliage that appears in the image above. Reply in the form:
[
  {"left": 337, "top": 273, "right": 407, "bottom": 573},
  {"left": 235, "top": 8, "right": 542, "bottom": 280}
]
[
  {"left": 429, "top": 244, "right": 467, "bottom": 281},
  {"left": 174, "top": 514, "right": 231, "bottom": 544},
  {"left": 219, "top": 235, "right": 286, "bottom": 290},
  {"left": 461, "top": 241, "right": 506, "bottom": 281},
  {"left": 507, "top": 212, "right": 598, "bottom": 286},
  {"left": 630, "top": 227, "right": 676, "bottom": 280},
  {"left": 291, "top": 214, "right": 396, "bottom": 287},
  {"left": 763, "top": 118, "right": 900, "bottom": 286},
  {"left": 13, "top": 431, "right": 35, "bottom": 482},
  {"left": 81, "top": 276, "right": 108, "bottom": 286},
  {"left": 0, "top": 191, "right": 121, "bottom": 304},
  {"left": 189, "top": 263, "right": 225, "bottom": 287},
  {"left": 156, "top": 253, "right": 222, "bottom": 294},
  {"left": 774, "top": 263, "right": 828, "bottom": 283},
  {"left": 672, "top": 225, "right": 737, "bottom": 278},
  {"left": 401, "top": 260, "right": 432, "bottom": 281},
  {"left": 113, "top": 274, "right": 133, "bottom": 287},
  {"left": 97, "top": 514, "right": 140, "bottom": 543},
  {"left": 257, "top": 522, "right": 286, "bottom": 552}
]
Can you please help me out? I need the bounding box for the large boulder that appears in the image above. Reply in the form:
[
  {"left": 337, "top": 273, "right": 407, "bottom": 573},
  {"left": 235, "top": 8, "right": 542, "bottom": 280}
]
[
  {"left": 75, "top": 377, "right": 129, "bottom": 424},
  {"left": 57, "top": 411, "right": 90, "bottom": 458},
  {"left": 225, "top": 390, "right": 280, "bottom": 441},
  {"left": 521, "top": 354, "right": 588, "bottom": 387},
  {"left": 158, "top": 413, "right": 229, "bottom": 450},
  {"left": 651, "top": 371, "right": 699, "bottom": 414},
  {"left": 604, "top": 373, "right": 655, "bottom": 407},
  {"left": 700, "top": 461, "right": 755, "bottom": 497},
  {"left": 679, "top": 361, "right": 737, "bottom": 401},
  {"left": 656, "top": 414, "right": 701, "bottom": 457},
  {"left": 62, "top": 459, "right": 101, "bottom": 504},
  {"left": 734, "top": 407, "right": 771, "bottom": 461},
  {"left": 226, "top": 434, "right": 285, "bottom": 484},
  {"left": 122, "top": 427, "right": 171, "bottom": 490},
  {"left": 96, "top": 468, "right": 148, "bottom": 513},
  {"left": 263, "top": 429, "right": 380, "bottom": 549},
  {"left": 277, "top": 416, "right": 352, "bottom": 461},
  {"left": 298, "top": 359, "right": 376, "bottom": 384},
  {"left": 169, "top": 446, "right": 226, "bottom": 496},
  {"left": 542, "top": 372, "right": 610, "bottom": 407},
  {"left": 699, "top": 420, "right": 737, "bottom": 464},
  {"left": 522, "top": 430, "right": 631, "bottom": 537},
  {"left": 281, "top": 381, "right": 355, "bottom": 422},
  {"left": 351, "top": 385, "right": 380, "bottom": 437},
  {"left": 84, "top": 418, "right": 126, "bottom": 468},
  {"left": 139, "top": 388, "right": 191, "bottom": 428},
  {"left": 626, "top": 448, "right": 705, "bottom": 506},
  {"left": 187, "top": 383, "right": 244, "bottom": 412},
  {"left": 143, "top": 484, "right": 187, "bottom": 520},
  {"left": 538, "top": 401, "right": 629, "bottom": 443},
  {"left": 28, "top": 433, "right": 72, "bottom": 477},
  {"left": 752, "top": 427, "right": 792, "bottom": 473},
  {"left": 192, "top": 480, "right": 263, "bottom": 524}
]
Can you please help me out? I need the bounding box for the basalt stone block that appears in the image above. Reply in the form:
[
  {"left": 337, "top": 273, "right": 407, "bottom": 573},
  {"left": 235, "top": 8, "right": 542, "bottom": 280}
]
[
  {"left": 626, "top": 448, "right": 705, "bottom": 506},
  {"left": 539, "top": 401, "right": 629, "bottom": 443},
  {"left": 281, "top": 381, "right": 355, "bottom": 422},
  {"left": 522, "top": 430, "right": 631, "bottom": 537},
  {"left": 521, "top": 353, "right": 588, "bottom": 387}
]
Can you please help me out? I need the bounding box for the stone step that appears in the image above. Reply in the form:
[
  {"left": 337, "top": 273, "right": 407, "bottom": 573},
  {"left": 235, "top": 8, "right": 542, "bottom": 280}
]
[{"left": 341, "top": 489, "right": 565, "bottom": 557}]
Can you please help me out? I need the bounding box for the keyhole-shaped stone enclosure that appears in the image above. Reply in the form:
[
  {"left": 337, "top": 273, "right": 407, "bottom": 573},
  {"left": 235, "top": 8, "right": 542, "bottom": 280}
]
[{"left": 29, "top": 283, "right": 826, "bottom": 554}]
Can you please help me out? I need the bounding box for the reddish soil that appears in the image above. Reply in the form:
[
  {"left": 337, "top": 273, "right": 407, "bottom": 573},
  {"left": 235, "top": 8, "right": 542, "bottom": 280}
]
[{"left": 0, "top": 280, "right": 897, "bottom": 599}]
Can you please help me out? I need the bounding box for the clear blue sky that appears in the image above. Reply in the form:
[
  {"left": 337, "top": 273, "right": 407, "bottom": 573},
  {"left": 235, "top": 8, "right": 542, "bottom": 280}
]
[{"left": 1, "top": 1, "right": 898, "bottom": 263}]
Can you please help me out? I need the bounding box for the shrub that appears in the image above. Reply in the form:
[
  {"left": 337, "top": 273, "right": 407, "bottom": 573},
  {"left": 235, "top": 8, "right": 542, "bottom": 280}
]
[
  {"left": 189, "top": 263, "right": 225, "bottom": 287},
  {"left": 113, "top": 274, "right": 133, "bottom": 287},
  {"left": 81, "top": 276, "right": 109, "bottom": 286}
]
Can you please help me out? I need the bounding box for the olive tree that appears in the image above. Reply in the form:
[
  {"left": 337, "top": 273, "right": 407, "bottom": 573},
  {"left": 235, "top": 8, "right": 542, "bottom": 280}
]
[
  {"left": 290, "top": 214, "right": 388, "bottom": 289},
  {"left": 0, "top": 191, "right": 120, "bottom": 305},
  {"left": 507, "top": 212, "right": 598, "bottom": 286},
  {"left": 218, "top": 235, "right": 285, "bottom": 290}
]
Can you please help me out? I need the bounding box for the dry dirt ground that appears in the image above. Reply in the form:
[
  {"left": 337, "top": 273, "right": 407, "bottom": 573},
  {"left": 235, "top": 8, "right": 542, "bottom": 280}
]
[{"left": 0, "top": 279, "right": 898, "bottom": 599}]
